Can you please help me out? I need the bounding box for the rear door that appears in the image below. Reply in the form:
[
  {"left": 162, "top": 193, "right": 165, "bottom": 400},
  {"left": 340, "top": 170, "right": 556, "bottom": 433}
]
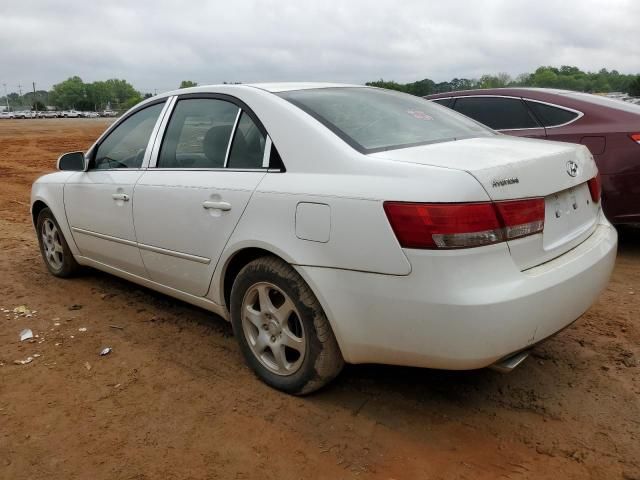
[
  {"left": 452, "top": 96, "right": 547, "bottom": 139},
  {"left": 64, "top": 101, "right": 167, "bottom": 276},
  {"left": 133, "top": 95, "right": 270, "bottom": 296}
]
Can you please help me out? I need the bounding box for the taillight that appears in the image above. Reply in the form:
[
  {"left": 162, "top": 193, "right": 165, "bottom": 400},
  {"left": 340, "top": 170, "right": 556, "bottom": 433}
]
[
  {"left": 630, "top": 133, "right": 640, "bottom": 144},
  {"left": 494, "top": 199, "right": 546, "bottom": 240},
  {"left": 384, "top": 198, "right": 545, "bottom": 249},
  {"left": 587, "top": 173, "right": 601, "bottom": 203}
]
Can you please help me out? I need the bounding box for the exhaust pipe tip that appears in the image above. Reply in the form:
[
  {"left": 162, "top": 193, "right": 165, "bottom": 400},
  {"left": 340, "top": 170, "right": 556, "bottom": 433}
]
[{"left": 490, "top": 349, "right": 531, "bottom": 373}]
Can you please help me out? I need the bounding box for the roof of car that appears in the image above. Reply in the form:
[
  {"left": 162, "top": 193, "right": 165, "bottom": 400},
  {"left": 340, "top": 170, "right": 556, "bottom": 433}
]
[
  {"left": 247, "top": 82, "right": 363, "bottom": 92},
  {"left": 425, "top": 87, "right": 575, "bottom": 98},
  {"left": 156, "top": 82, "right": 363, "bottom": 99}
]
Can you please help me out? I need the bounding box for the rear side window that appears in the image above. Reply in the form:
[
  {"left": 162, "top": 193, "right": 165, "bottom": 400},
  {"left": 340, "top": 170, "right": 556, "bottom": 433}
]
[
  {"left": 525, "top": 101, "right": 580, "bottom": 127},
  {"left": 158, "top": 98, "right": 239, "bottom": 168},
  {"left": 453, "top": 97, "right": 540, "bottom": 130},
  {"left": 227, "top": 112, "right": 266, "bottom": 169},
  {"left": 93, "top": 102, "right": 164, "bottom": 169}
]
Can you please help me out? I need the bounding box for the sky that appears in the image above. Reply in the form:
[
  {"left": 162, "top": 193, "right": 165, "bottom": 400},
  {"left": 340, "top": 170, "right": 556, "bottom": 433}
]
[{"left": 1, "top": 0, "right": 639, "bottom": 95}]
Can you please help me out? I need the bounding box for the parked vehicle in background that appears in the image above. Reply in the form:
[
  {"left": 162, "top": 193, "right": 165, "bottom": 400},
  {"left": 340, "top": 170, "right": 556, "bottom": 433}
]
[
  {"left": 425, "top": 88, "right": 640, "bottom": 225},
  {"left": 38, "top": 111, "right": 60, "bottom": 119},
  {"left": 101, "top": 110, "right": 118, "bottom": 117},
  {"left": 61, "top": 110, "right": 81, "bottom": 118},
  {"left": 81, "top": 111, "right": 100, "bottom": 118},
  {"left": 0, "top": 111, "right": 15, "bottom": 119},
  {"left": 14, "top": 110, "right": 36, "bottom": 119},
  {"left": 31, "top": 83, "right": 616, "bottom": 394}
]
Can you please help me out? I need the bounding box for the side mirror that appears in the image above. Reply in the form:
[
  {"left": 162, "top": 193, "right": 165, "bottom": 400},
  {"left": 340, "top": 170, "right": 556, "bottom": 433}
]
[{"left": 57, "top": 152, "right": 86, "bottom": 171}]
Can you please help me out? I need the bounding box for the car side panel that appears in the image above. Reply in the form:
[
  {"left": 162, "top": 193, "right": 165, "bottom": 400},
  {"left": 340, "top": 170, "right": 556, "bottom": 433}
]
[
  {"left": 31, "top": 172, "right": 81, "bottom": 255},
  {"left": 208, "top": 163, "right": 491, "bottom": 305}
]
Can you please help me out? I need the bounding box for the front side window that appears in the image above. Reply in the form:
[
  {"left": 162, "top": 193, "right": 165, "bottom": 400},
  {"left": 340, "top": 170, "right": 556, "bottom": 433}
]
[
  {"left": 278, "top": 87, "right": 492, "bottom": 153},
  {"left": 453, "top": 97, "right": 541, "bottom": 130},
  {"left": 93, "top": 102, "right": 164, "bottom": 170},
  {"left": 158, "top": 98, "right": 239, "bottom": 168},
  {"left": 525, "top": 101, "right": 579, "bottom": 127}
]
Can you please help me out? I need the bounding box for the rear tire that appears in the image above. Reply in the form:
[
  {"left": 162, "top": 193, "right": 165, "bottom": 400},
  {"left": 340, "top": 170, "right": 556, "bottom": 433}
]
[
  {"left": 36, "top": 207, "right": 80, "bottom": 278},
  {"left": 230, "top": 256, "right": 344, "bottom": 395}
]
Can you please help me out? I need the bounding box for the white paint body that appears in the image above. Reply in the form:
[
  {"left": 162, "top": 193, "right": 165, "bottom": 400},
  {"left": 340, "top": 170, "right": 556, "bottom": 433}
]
[{"left": 31, "top": 83, "right": 617, "bottom": 369}]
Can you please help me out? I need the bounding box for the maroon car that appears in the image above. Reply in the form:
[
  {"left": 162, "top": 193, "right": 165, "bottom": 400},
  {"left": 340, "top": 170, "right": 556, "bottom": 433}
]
[{"left": 425, "top": 88, "right": 640, "bottom": 225}]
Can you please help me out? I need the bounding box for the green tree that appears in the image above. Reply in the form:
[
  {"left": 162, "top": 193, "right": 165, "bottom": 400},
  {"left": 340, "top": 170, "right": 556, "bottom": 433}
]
[
  {"left": 86, "top": 81, "right": 112, "bottom": 110},
  {"left": 104, "top": 79, "right": 140, "bottom": 109},
  {"left": 49, "top": 76, "right": 86, "bottom": 109},
  {"left": 179, "top": 80, "right": 198, "bottom": 88},
  {"left": 365, "top": 79, "right": 408, "bottom": 92},
  {"left": 628, "top": 76, "right": 640, "bottom": 96}
]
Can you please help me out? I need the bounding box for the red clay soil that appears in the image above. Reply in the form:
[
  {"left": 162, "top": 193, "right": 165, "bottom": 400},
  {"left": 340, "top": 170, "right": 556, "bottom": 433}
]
[{"left": 0, "top": 119, "right": 638, "bottom": 479}]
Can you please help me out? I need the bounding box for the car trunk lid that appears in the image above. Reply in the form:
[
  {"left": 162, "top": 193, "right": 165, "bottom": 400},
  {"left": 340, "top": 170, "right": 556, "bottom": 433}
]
[{"left": 370, "top": 136, "right": 600, "bottom": 269}]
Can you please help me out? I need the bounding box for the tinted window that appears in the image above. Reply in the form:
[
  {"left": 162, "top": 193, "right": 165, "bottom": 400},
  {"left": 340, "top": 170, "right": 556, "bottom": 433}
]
[
  {"left": 453, "top": 97, "right": 540, "bottom": 130},
  {"left": 227, "top": 112, "right": 266, "bottom": 169},
  {"left": 158, "top": 98, "right": 239, "bottom": 168},
  {"left": 93, "top": 102, "right": 164, "bottom": 169},
  {"left": 278, "top": 87, "right": 492, "bottom": 153},
  {"left": 432, "top": 98, "right": 454, "bottom": 108},
  {"left": 525, "top": 101, "right": 579, "bottom": 127}
]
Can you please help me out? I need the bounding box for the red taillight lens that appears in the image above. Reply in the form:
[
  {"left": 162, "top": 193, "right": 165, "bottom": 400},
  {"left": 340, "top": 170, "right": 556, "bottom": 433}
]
[
  {"left": 630, "top": 133, "right": 640, "bottom": 144},
  {"left": 494, "top": 198, "right": 545, "bottom": 240},
  {"left": 588, "top": 173, "right": 602, "bottom": 203},
  {"left": 384, "top": 198, "right": 545, "bottom": 249}
]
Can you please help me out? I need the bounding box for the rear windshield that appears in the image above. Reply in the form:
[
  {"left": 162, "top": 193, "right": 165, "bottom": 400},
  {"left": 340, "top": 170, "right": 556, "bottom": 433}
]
[
  {"left": 277, "top": 87, "right": 494, "bottom": 153},
  {"left": 561, "top": 92, "right": 640, "bottom": 114}
]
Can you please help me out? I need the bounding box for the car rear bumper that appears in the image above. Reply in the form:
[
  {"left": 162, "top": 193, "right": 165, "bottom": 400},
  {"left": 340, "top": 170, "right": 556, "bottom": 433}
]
[{"left": 295, "top": 214, "right": 617, "bottom": 369}]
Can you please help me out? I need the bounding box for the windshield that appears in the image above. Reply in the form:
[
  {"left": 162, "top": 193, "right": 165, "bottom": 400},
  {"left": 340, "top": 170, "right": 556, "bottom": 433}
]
[{"left": 278, "top": 87, "right": 494, "bottom": 153}]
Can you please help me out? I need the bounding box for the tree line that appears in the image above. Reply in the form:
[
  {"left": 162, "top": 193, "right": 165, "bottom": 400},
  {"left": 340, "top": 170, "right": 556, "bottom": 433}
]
[
  {"left": 0, "top": 78, "right": 202, "bottom": 112},
  {"left": 367, "top": 66, "right": 640, "bottom": 97},
  {"left": 2, "top": 66, "right": 639, "bottom": 111}
]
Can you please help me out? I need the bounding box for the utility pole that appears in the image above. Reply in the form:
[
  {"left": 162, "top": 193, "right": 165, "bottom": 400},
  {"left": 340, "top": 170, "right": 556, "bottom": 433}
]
[
  {"left": 17, "top": 84, "right": 22, "bottom": 96},
  {"left": 2, "top": 83, "right": 9, "bottom": 111},
  {"left": 32, "top": 82, "right": 38, "bottom": 114}
]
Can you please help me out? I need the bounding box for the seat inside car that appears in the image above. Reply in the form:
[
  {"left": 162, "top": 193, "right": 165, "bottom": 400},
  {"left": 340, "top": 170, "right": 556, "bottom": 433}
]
[{"left": 201, "top": 124, "right": 233, "bottom": 168}]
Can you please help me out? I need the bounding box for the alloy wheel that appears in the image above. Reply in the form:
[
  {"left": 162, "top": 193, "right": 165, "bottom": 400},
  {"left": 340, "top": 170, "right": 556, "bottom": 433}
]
[
  {"left": 241, "top": 282, "right": 306, "bottom": 376},
  {"left": 41, "top": 218, "right": 64, "bottom": 270}
]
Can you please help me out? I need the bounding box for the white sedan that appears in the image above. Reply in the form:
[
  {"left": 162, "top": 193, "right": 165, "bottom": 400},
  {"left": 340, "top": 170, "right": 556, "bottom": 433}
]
[{"left": 31, "top": 83, "right": 617, "bottom": 394}]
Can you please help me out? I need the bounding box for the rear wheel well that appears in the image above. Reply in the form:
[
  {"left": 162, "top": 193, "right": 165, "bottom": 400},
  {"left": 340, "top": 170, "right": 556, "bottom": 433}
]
[
  {"left": 223, "top": 248, "right": 283, "bottom": 308},
  {"left": 32, "top": 200, "right": 48, "bottom": 226}
]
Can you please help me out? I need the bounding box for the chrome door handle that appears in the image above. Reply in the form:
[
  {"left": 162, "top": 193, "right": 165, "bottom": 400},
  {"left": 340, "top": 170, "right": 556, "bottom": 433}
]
[
  {"left": 112, "top": 193, "right": 130, "bottom": 201},
  {"left": 202, "top": 200, "right": 232, "bottom": 211}
]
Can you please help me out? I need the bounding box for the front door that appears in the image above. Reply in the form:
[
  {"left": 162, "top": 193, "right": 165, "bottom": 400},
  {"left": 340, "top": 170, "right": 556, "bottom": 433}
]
[
  {"left": 133, "top": 96, "right": 269, "bottom": 296},
  {"left": 64, "top": 101, "right": 166, "bottom": 276}
]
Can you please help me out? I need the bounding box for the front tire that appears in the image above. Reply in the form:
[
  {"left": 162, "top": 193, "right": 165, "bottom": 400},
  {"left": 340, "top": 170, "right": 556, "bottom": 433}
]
[
  {"left": 36, "top": 208, "right": 80, "bottom": 277},
  {"left": 230, "top": 256, "right": 344, "bottom": 395}
]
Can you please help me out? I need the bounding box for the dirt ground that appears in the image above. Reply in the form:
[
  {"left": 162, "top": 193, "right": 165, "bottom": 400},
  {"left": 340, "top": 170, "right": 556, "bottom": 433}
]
[{"left": 0, "top": 119, "right": 638, "bottom": 480}]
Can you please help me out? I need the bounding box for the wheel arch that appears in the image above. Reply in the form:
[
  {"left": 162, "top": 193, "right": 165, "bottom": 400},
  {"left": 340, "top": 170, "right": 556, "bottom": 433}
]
[
  {"left": 31, "top": 199, "right": 49, "bottom": 227},
  {"left": 220, "top": 246, "right": 287, "bottom": 310},
  {"left": 30, "top": 178, "right": 81, "bottom": 256},
  {"left": 216, "top": 244, "right": 350, "bottom": 363}
]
